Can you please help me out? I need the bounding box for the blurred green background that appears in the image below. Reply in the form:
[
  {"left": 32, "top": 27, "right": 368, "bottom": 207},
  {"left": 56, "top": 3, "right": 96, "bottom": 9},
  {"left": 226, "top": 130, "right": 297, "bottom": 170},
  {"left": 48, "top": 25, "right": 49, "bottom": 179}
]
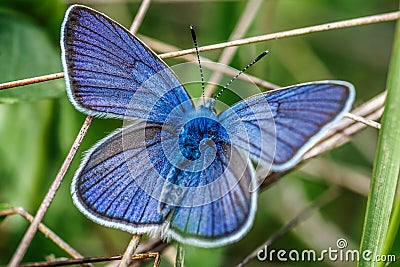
[{"left": 0, "top": 0, "right": 399, "bottom": 266}]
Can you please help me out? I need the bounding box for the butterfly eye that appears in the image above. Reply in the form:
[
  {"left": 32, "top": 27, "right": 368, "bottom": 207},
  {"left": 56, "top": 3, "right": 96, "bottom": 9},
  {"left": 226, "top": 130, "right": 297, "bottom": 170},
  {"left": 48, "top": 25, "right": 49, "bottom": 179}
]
[{"left": 209, "top": 131, "right": 213, "bottom": 136}]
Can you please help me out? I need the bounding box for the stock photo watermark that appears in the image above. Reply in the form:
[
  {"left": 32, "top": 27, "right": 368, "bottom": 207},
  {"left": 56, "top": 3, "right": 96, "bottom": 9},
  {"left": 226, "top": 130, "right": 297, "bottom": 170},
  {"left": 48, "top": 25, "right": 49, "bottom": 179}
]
[{"left": 257, "top": 238, "right": 396, "bottom": 263}]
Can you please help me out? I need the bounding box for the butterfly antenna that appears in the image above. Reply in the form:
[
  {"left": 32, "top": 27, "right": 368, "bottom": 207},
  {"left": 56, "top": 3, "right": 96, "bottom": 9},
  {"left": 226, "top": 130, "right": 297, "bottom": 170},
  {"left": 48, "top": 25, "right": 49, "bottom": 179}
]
[
  {"left": 190, "top": 25, "right": 206, "bottom": 104},
  {"left": 214, "top": 50, "right": 269, "bottom": 101}
]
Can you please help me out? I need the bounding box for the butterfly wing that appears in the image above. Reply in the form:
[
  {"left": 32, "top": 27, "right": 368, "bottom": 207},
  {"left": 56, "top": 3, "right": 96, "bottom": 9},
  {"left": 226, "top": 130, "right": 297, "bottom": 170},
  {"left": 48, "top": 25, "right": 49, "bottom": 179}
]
[
  {"left": 71, "top": 121, "right": 173, "bottom": 233},
  {"left": 61, "top": 5, "right": 192, "bottom": 121},
  {"left": 72, "top": 118, "right": 256, "bottom": 247},
  {"left": 167, "top": 147, "right": 256, "bottom": 247},
  {"left": 219, "top": 81, "right": 355, "bottom": 172}
]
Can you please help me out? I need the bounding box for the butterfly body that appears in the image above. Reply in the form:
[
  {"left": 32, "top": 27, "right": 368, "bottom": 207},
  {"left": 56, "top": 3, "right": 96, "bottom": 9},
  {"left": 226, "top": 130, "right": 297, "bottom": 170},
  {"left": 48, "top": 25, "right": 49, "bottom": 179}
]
[
  {"left": 178, "top": 104, "right": 229, "bottom": 161},
  {"left": 62, "top": 5, "right": 355, "bottom": 247}
]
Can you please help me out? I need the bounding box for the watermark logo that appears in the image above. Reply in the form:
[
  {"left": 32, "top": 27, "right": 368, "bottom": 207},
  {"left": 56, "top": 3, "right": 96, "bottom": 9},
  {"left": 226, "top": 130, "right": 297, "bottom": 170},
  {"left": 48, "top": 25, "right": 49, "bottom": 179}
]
[
  {"left": 121, "top": 62, "right": 276, "bottom": 207},
  {"left": 257, "top": 238, "right": 396, "bottom": 263}
]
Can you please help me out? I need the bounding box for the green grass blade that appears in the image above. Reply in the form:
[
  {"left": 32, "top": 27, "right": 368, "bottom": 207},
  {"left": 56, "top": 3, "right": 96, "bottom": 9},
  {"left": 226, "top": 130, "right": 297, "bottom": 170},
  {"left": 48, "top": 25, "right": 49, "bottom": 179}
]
[
  {"left": 378, "top": 194, "right": 400, "bottom": 267},
  {"left": 357, "top": 8, "right": 400, "bottom": 267}
]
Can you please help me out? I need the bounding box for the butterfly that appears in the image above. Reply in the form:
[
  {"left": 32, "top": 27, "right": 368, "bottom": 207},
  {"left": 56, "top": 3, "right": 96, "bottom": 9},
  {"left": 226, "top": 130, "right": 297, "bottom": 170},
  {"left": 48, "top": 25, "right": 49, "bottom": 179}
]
[{"left": 61, "top": 5, "right": 355, "bottom": 247}]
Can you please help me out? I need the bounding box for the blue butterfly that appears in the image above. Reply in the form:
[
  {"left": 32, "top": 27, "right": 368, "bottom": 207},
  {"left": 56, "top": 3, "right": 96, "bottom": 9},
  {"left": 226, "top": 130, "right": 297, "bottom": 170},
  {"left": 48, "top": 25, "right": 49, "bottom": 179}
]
[{"left": 61, "top": 5, "right": 355, "bottom": 247}]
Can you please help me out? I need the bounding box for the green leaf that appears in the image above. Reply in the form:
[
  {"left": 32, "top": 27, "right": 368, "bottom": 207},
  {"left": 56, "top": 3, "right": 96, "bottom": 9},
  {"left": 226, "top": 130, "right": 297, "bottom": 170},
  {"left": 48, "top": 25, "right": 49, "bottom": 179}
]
[
  {"left": 0, "top": 8, "right": 64, "bottom": 103},
  {"left": 0, "top": 0, "right": 66, "bottom": 41}
]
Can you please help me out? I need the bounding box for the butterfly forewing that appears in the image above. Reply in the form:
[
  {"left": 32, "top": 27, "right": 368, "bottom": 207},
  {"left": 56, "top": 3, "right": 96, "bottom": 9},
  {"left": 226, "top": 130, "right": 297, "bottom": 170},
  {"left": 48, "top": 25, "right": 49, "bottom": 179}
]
[{"left": 62, "top": 5, "right": 192, "bottom": 121}]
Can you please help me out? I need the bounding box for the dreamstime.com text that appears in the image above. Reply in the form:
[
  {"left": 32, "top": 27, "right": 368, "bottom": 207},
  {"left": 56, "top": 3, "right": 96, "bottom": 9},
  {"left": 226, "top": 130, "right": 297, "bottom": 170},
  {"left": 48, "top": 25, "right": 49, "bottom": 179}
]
[{"left": 257, "top": 238, "right": 396, "bottom": 263}]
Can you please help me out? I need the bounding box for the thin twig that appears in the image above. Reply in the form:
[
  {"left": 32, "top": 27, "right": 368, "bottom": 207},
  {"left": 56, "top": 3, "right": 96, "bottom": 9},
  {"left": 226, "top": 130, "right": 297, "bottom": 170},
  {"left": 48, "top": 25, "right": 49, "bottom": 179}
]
[
  {"left": 135, "top": 238, "right": 164, "bottom": 254},
  {"left": 174, "top": 244, "right": 185, "bottom": 267},
  {"left": 139, "top": 34, "right": 279, "bottom": 90},
  {"left": 0, "top": 11, "right": 397, "bottom": 91},
  {"left": 8, "top": 116, "right": 94, "bottom": 267},
  {"left": 345, "top": 112, "right": 381, "bottom": 129},
  {"left": 129, "top": 0, "right": 151, "bottom": 33},
  {"left": 0, "top": 207, "right": 91, "bottom": 267},
  {"left": 18, "top": 253, "right": 160, "bottom": 267},
  {"left": 159, "top": 11, "right": 400, "bottom": 58},
  {"left": 204, "top": 0, "right": 263, "bottom": 98},
  {"left": 0, "top": 72, "right": 64, "bottom": 90},
  {"left": 130, "top": 240, "right": 167, "bottom": 267},
  {"left": 118, "top": 235, "right": 141, "bottom": 267},
  {"left": 236, "top": 187, "right": 341, "bottom": 267},
  {"left": 305, "top": 92, "right": 385, "bottom": 160}
]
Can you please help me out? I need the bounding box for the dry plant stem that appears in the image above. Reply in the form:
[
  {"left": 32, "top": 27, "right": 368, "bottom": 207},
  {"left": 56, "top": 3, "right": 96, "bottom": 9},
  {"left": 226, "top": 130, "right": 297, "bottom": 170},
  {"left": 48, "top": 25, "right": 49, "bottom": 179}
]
[
  {"left": 130, "top": 241, "right": 167, "bottom": 267},
  {"left": 129, "top": 0, "right": 151, "bottom": 34},
  {"left": 0, "top": 72, "right": 64, "bottom": 90},
  {"left": 0, "top": 208, "right": 88, "bottom": 264},
  {"left": 0, "top": 41, "right": 279, "bottom": 93},
  {"left": 160, "top": 11, "right": 400, "bottom": 58},
  {"left": 345, "top": 112, "right": 381, "bottom": 129},
  {"left": 118, "top": 235, "right": 141, "bottom": 267},
  {"left": 8, "top": 116, "right": 94, "bottom": 267},
  {"left": 139, "top": 34, "right": 279, "bottom": 90},
  {"left": 204, "top": 0, "right": 263, "bottom": 98},
  {"left": 301, "top": 158, "right": 371, "bottom": 196},
  {"left": 18, "top": 253, "right": 160, "bottom": 267},
  {"left": 174, "top": 243, "right": 185, "bottom": 267},
  {"left": 305, "top": 91, "right": 385, "bottom": 160},
  {"left": 1, "top": 11, "right": 398, "bottom": 91},
  {"left": 261, "top": 91, "right": 386, "bottom": 188},
  {"left": 236, "top": 187, "right": 341, "bottom": 267},
  {"left": 135, "top": 238, "right": 163, "bottom": 254}
]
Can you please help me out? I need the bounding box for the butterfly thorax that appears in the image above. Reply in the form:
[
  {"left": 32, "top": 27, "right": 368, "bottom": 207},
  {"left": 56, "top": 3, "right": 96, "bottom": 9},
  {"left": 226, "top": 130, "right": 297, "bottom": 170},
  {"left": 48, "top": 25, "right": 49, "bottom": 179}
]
[{"left": 178, "top": 105, "right": 229, "bottom": 161}]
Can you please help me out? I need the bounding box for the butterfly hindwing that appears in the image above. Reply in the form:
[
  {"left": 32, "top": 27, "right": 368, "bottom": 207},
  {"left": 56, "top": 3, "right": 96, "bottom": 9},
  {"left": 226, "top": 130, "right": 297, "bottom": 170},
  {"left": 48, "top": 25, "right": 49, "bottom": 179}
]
[
  {"left": 61, "top": 5, "right": 193, "bottom": 121},
  {"left": 72, "top": 118, "right": 256, "bottom": 247},
  {"left": 168, "top": 147, "right": 256, "bottom": 247},
  {"left": 71, "top": 121, "right": 171, "bottom": 233}
]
